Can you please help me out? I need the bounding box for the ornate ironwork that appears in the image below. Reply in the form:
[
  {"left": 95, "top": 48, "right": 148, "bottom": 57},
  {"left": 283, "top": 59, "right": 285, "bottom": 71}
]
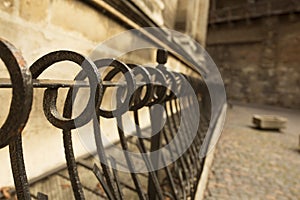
[{"left": 0, "top": 38, "right": 211, "bottom": 200}]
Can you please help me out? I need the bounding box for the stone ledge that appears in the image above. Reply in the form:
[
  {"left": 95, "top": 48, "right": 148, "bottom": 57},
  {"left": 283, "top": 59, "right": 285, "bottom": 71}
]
[{"left": 194, "top": 104, "right": 227, "bottom": 200}]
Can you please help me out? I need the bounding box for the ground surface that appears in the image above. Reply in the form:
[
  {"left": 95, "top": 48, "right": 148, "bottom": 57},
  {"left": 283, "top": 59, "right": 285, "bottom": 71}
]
[{"left": 204, "top": 104, "right": 300, "bottom": 200}]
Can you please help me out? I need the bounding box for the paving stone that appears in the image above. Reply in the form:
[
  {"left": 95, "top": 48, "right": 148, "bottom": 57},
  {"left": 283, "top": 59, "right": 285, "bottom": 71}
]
[{"left": 203, "top": 105, "right": 300, "bottom": 200}]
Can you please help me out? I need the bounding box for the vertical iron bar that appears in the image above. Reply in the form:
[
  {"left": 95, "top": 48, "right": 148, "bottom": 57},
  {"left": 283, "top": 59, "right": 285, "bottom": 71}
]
[
  {"left": 109, "top": 158, "right": 124, "bottom": 200},
  {"left": 133, "top": 110, "right": 165, "bottom": 200},
  {"left": 37, "top": 192, "right": 48, "bottom": 200},
  {"left": 148, "top": 105, "right": 164, "bottom": 200},
  {"left": 9, "top": 135, "right": 31, "bottom": 200},
  {"left": 168, "top": 100, "right": 192, "bottom": 192},
  {"left": 62, "top": 130, "right": 85, "bottom": 200},
  {"left": 136, "top": 144, "right": 164, "bottom": 200},
  {"left": 162, "top": 104, "right": 186, "bottom": 199},
  {"left": 93, "top": 164, "right": 116, "bottom": 200},
  {"left": 116, "top": 114, "right": 147, "bottom": 200},
  {"left": 93, "top": 115, "right": 120, "bottom": 200},
  {"left": 63, "top": 90, "right": 86, "bottom": 200},
  {"left": 161, "top": 154, "right": 180, "bottom": 200},
  {"left": 173, "top": 97, "right": 198, "bottom": 195}
]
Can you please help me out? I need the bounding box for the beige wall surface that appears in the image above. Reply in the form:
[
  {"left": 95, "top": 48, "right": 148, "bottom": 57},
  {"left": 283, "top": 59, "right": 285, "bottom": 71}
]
[
  {"left": 0, "top": 0, "right": 127, "bottom": 187},
  {"left": 0, "top": 0, "right": 209, "bottom": 187}
]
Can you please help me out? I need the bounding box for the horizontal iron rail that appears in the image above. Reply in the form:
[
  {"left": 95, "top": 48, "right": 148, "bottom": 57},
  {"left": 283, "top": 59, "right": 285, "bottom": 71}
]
[{"left": 0, "top": 78, "right": 170, "bottom": 89}]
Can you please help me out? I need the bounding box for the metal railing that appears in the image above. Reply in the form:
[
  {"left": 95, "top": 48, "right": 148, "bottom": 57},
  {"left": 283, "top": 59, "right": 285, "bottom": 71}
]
[{"left": 0, "top": 38, "right": 211, "bottom": 200}]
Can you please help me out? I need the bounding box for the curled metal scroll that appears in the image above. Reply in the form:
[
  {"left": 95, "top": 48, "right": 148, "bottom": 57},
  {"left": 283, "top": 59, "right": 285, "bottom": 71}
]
[
  {"left": 30, "top": 51, "right": 101, "bottom": 129},
  {"left": 0, "top": 38, "right": 33, "bottom": 149},
  {"left": 0, "top": 38, "right": 33, "bottom": 200},
  {"left": 29, "top": 50, "right": 102, "bottom": 200},
  {"left": 94, "top": 58, "right": 136, "bottom": 118}
]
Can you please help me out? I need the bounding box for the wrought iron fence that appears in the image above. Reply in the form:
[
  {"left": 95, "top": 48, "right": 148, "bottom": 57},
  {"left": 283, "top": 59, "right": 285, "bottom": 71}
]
[{"left": 0, "top": 38, "right": 211, "bottom": 200}]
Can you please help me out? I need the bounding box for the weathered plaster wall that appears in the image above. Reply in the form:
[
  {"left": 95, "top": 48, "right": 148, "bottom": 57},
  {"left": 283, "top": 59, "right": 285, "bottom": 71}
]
[
  {"left": 0, "top": 0, "right": 129, "bottom": 187},
  {"left": 0, "top": 0, "right": 209, "bottom": 186}
]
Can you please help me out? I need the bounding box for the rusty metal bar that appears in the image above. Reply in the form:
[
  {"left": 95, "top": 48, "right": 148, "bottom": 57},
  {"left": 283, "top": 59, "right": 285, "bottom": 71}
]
[{"left": 0, "top": 78, "right": 165, "bottom": 89}]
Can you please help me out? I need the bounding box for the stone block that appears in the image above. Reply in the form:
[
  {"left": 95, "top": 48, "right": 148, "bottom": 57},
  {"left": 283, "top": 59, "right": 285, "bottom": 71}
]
[
  {"left": 0, "top": 0, "right": 14, "bottom": 13},
  {"left": 50, "top": 0, "right": 110, "bottom": 42},
  {"left": 20, "top": 0, "right": 49, "bottom": 22},
  {"left": 252, "top": 115, "right": 287, "bottom": 130}
]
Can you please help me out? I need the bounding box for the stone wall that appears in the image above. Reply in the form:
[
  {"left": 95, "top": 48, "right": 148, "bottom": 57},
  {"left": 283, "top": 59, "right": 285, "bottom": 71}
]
[
  {"left": 207, "top": 14, "right": 300, "bottom": 109},
  {"left": 174, "top": 0, "right": 210, "bottom": 45}
]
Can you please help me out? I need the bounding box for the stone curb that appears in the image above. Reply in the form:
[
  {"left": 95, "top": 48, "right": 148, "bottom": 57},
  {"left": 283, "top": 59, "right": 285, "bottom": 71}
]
[{"left": 194, "top": 104, "right": 227, "bottom": 200}]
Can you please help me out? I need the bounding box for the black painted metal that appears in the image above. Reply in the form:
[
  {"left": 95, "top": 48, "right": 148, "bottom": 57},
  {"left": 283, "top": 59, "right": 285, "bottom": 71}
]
[{"left": 0, "top": 38, "right": 211, "bottom": 200}]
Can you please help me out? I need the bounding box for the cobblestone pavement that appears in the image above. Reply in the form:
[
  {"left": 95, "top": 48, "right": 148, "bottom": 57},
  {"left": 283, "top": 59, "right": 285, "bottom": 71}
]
[{"left": 204, "top": 104, "right": 300, "bottom": 200}]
